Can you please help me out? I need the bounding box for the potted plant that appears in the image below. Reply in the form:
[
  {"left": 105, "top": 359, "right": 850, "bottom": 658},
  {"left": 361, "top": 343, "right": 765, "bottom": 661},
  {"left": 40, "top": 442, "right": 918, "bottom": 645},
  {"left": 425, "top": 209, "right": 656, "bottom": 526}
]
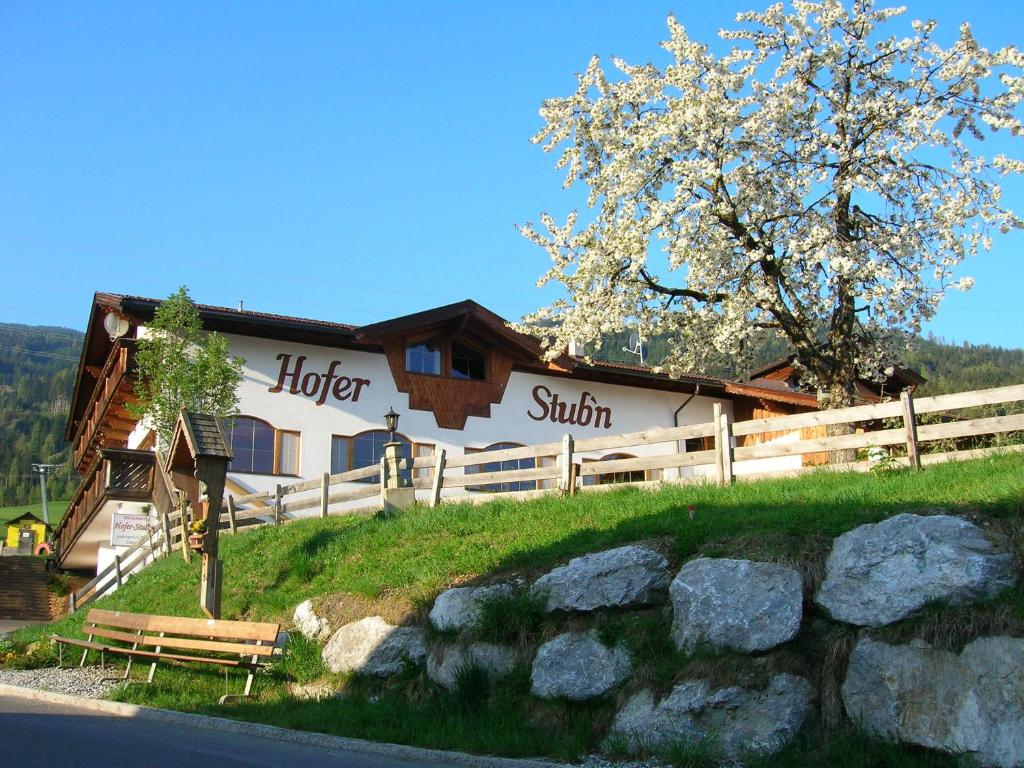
[{"left": 187, "top": 519, "right": 208, "bottom": 551}]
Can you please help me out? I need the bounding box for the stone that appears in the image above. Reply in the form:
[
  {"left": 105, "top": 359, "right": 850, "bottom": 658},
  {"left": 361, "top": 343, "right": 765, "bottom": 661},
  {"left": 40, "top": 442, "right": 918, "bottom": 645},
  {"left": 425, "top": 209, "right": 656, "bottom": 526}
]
[
  {"left": 843, "top": 636, "right": 1024, "bottom": 768},
  {"left": 293, "top": 599, "right": 332, "bottom": 642},
  {"left": 426, "top": 641, "right": 517, "bottom": 690},
  {"left": 288, "top": 682, "right": 335, "bottom": 701},
  {"left": 670, "top": 558, "right": 803, "bottom": 652},
  {"left": 816, "top": 513, "right": 1017, "bottom": 627},
  {"left": 428, "top": 583, "right": 514, "bottom": 632},
  {"left": 321, "top": 616, "right": 426, "bottom": 676},
  {"left": 608, "top": 674, "right": 814, "bottom": 758},
  {"left": 530, "top": 631, "right": 631, "bottom": 701},
  {"left": 532, "top": 545, "right": 671, "bottom": 612}
]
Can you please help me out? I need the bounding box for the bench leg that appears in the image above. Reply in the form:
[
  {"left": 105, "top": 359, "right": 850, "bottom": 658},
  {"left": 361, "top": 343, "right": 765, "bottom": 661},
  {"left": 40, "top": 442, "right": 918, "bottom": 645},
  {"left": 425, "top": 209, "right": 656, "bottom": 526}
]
[
  {"left": 218, "top": 644, "right": 262, "bottom": 705},
  {"left": 57, "top": 643, "right": 63, "bottom": 668},
  {"left": 79, "top": 634, "right": 94, "bottom": 668},
  {"left": 101, "top": 630, "right": 142, "bottom": 683},
  {"left": 147, "top": 631, "right": 165, "bottom": 684}
]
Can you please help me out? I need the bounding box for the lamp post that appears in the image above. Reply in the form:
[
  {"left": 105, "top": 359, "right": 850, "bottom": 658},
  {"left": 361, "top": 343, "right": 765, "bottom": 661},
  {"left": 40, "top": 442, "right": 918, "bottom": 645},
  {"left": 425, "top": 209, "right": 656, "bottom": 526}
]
[
  {"left": 380, "top": 407, "right": 414, "bottom": 514},
  {"left": 384, "top": 407, "right": 399, "bottom": 444}
]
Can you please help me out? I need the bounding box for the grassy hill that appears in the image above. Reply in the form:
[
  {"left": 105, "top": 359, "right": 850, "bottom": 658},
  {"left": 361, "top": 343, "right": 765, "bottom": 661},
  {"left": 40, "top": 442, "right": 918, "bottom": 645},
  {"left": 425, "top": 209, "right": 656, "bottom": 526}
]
[
  {"left": 0, "top": 500, "right": 68, "bottom": 526},
  {"left": 5, "top": 453, "right": 1022, "bottom": 766}
]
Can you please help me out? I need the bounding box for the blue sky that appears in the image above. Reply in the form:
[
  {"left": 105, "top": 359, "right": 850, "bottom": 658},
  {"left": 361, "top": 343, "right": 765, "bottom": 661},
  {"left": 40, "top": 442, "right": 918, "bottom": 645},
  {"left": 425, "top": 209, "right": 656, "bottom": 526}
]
[{"left": 2, "top": 1, "right": 1023, "bottom": 349}]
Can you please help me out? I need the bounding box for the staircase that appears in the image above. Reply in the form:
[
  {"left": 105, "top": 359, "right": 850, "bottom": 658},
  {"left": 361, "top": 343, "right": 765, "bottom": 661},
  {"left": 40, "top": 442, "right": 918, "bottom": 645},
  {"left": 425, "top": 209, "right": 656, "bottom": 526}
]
[{"left": 0, "top": 557, "right": 51, "bottom": 621}]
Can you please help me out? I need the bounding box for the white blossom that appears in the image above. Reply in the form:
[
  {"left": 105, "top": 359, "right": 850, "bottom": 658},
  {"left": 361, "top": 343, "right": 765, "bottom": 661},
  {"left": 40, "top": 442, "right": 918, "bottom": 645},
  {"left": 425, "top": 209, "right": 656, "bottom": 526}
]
[{"left": 517, "top": 1, "right": 1023, "bottom": 403}]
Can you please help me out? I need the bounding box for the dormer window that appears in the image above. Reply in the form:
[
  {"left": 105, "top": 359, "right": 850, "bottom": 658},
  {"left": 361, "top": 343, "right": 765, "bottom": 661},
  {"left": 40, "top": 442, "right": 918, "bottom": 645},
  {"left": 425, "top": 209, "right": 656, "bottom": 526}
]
[
  {"left": 405, "top": 338, "right": 441, "bottom": 375},
  {"left": 451, "top": 340, "right": 486, "bottom": 381}
]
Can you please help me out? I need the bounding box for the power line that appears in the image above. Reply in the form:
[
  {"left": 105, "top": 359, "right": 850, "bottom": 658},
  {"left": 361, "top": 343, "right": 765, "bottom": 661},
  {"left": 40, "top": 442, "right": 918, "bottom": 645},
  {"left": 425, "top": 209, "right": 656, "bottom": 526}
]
[
  {"left": 0, "top": 346, "right": 81, "bottom": 361},
  {"left": 0, "top": 326, "right": 85, "bottom": 343}
]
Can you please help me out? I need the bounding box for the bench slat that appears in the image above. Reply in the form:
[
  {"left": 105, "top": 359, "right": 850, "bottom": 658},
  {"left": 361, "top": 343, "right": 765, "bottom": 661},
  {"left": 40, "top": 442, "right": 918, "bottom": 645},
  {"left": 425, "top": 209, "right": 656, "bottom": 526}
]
[
  {"left": 84, "top": 625, "right": 276, "bottom": 657},
  {"left": 86, "top": 608, "right": 280, "bottom": 643},
  {"left": 52, "top": 636, "right": 257, "bottom": 668}
]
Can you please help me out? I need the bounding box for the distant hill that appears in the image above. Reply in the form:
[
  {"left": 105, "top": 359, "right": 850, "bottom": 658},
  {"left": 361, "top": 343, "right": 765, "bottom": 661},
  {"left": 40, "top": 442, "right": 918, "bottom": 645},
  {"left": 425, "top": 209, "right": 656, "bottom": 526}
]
[{"left": 0, "top": 323, "right": 83, "bottom": 506}]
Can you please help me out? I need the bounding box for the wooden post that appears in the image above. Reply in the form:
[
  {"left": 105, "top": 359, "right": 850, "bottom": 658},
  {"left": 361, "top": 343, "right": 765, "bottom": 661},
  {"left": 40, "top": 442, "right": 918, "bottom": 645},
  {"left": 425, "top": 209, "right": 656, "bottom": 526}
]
[
  {"left": 179, "top": 495, "right": 191, "bottom": 564},
  {"left": 430, "top": 449, "right": 447, "bottom": 508},
  {"left": 712, "top": 403, "right": 726, "bottom": 486},
  {"left": 226, "top": 495, "right": 237, "bottom": 534},
  {"left": 720, "top": 410, "right": 735, "bottom": 485},
  {"left": 69, "top": 591, "right": 77, "bottom": 614},
  {"left": 901, "top": 389, "right": 922, "bottom": 471},
  {"left": 274, "top": 484, "right": 283, "bottom": 525},
  {"left": 114, "top": 554, "right": 123, "bottom": 588},
  {"left": 320, "top": 472, "right": 330, "bottom": 518},
  {"left": 160, "top": 508, "right": 172, "bottom": 556},
  {"left": 569, "top": 462, "right": 580, "bottom": 496},
  {"left": 559, "top": 434, "right": 575, "bottom": 493}
]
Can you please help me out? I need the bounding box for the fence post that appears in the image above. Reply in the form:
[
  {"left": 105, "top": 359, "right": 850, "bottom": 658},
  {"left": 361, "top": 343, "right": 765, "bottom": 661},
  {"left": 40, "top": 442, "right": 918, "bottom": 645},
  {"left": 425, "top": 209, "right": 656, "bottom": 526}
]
[
  {"left": 720, "top": 409, "right": 735, "bottom": 485},
  {"left": 227, "top": 495, "right": 238, "bottom": 534},
  {"left": 712, "top": 403, "right": 726, "bottom": 485},
  {"left": 180, "top": 499, "right": 191, "bottom": 564},
  {"left": 161, "top": 508, "right": 172, "bottom": 556},
  {"left": 569, "top": 462, "right": 580, "bottom": 496},
  {"left": 69, "top": 591, "right": 77, "bottom": 614},
  {"left": 900, "top": 389, "right": 922, "bottom": 471},
  {"left": 274, "top": 484, "right": 283, "bottom": 525},
  {"left": 114, "top": 554, "right": 123, "bottom": 589},
  {"left": 560, "top": 434, "right": 575, "bottom": 493},
  {"left": 320, "top": 473, "right": 330, "bottom": 518},
  {"left": 430, "top": 449, "right": 447, "bottom": 508}
]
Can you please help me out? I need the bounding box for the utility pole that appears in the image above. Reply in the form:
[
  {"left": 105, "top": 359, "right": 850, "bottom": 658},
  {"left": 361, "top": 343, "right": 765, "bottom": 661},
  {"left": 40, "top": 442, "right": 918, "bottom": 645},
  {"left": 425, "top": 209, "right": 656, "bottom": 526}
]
[{"left": 31, "top": 463, "right": 61, "bottom": 526}]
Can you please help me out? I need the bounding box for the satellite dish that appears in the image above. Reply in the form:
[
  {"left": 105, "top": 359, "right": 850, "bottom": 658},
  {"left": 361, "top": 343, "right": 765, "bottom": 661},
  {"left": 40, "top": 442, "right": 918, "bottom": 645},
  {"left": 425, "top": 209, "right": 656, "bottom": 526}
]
[
  {"left": 622, "top": 329, "right": 646, "bottom": 365},
  {"left": 103, "top": 313, "right": 130, "bottom": 340}
]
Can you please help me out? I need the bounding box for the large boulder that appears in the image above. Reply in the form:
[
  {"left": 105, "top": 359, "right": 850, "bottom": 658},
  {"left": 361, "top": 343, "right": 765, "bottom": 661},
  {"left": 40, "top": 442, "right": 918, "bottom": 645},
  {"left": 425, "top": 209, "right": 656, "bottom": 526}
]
[
  {"left": 532, "top": 545, "right": 671, "bottom": 612},
  {"left": 426, "top": 641, "right": 517, "bottom": 690},
  {"left": 429, "top": 583, "right": 514, "bottom": 632},
  {"left": 843, "top": 636, "right": 1024, "bottom": 768},
  {"left": 321, "top": 616, "right": 426, "bottom": 676},
  {"left": 816, "top": 514, "right": 1017, "bottom": 627},
  {"left": 608, "top": 674, "right": 814, "bottom": 758},
  {"left": 670, "top": 558, "right": 803, "bottom": 652},
  {"left": 293, "top": 599, "right": 332, "bottom": 642},
  {"left": 530, "top": 631, "right": 631, "bottom": 700}
]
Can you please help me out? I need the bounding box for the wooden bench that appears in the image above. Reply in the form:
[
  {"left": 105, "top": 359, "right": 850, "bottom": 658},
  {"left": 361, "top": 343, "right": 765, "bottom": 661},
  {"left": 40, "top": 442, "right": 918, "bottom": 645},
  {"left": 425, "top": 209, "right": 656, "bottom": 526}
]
[{"left": 53, "top": 608, "right": 281, "bottom": 703}]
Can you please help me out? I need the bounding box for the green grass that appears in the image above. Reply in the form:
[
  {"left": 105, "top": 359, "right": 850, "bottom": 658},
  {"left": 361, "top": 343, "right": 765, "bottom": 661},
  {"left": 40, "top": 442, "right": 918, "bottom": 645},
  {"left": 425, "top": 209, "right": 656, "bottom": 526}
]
[
  {"left": 7, "top": 453, "right": 1023, "bottom": 763},
  {"left": 0, "top": 500, "right": 67, "bottom": 526}
]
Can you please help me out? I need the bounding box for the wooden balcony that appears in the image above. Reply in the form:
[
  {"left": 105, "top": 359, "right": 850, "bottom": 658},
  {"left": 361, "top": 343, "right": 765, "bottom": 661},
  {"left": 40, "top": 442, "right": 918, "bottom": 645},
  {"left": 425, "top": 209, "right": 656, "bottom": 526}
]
[
  {"left": 55, "top": 448, "right": 156, "bottom": 568},
  {"left": 71, "top": 339, "right": 140, "bottom": 472}
]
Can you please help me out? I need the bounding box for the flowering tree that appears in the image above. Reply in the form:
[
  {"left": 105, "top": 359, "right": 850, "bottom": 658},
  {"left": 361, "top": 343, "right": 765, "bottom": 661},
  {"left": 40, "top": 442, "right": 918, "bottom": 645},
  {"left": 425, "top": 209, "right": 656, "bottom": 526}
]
[{"left": 519, "top": 1, "right": 1024, "bottom": 407}]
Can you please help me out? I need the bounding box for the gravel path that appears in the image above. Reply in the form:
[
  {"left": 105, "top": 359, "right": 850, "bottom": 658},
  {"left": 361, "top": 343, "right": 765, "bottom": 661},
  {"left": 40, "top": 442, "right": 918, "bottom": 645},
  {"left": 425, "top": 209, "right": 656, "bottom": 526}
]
[{"left": 0, "top": 666, "right": 126, "bottom": 699}]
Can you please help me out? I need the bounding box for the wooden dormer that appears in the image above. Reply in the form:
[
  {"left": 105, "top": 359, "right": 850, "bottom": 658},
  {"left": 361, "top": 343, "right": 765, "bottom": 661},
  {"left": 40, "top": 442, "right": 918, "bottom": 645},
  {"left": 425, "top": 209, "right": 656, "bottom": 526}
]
[{"left": 356, "top": 300, "right": 571, "bottom": 430}]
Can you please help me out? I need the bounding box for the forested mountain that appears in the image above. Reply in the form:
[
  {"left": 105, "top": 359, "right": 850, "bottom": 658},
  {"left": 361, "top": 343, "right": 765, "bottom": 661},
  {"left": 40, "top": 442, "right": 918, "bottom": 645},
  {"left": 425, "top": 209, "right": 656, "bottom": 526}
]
[
  {"left": 0, "top": 319, "right": 1020, "bottom": 508},
  {"left": 0, "top": 323, "right": 82, "bottom": 506}
]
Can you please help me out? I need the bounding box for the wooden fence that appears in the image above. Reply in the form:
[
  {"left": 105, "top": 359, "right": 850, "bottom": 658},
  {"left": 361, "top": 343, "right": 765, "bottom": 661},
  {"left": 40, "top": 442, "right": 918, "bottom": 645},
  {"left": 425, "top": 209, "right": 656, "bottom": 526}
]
[{"left": 70, "top": 382, "right": 1024, "bottom": 611}]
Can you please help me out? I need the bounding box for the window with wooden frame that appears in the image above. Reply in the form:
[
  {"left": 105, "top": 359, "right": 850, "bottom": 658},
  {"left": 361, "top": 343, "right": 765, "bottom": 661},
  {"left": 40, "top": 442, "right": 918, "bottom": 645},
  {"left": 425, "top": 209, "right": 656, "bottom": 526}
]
[
  {"left": 331, "top": 431, "right": 433, "bottom": 484},
  {"left": 465, "top": 442, "right": 537, "bottom": 493},
  {"left": 403, "top": 334, "right": 487, "bottom": 382},
  {"left": 581, "top": 453, "right": 661, "bottom": 486},
  {"left": 228, "top": 416, "right": 300, "bottom": 476},
  {"left": 405, "top": 338, "right": 441, "bottom": 376}
]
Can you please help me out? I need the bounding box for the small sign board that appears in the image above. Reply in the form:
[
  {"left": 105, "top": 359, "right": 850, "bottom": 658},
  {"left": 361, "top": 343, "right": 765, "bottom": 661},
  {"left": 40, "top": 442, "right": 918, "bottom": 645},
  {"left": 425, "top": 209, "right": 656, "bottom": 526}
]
[{"left": 111, "top": 512, "right": 152, "bottom": 548}]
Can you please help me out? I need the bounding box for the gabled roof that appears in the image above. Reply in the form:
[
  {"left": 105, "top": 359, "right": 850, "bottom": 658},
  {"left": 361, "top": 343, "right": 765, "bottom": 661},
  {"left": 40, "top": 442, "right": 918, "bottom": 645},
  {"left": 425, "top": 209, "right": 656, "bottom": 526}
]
[
  {"left": 3, "top": 511, "right": 51, "bottom": 530},
  {"left": 166, "top": 410, "right": 232, "bottom": 475},
  {"left": 749, "top": 355, "right": 925, "bottom": 390},
  {"left": 355, "top": 299, "right": 574, "bottom": 369}
]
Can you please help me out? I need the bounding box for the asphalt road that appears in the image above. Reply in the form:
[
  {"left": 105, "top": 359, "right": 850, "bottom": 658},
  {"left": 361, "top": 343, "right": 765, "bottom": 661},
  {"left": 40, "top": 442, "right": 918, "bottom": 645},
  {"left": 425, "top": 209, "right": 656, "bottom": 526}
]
[{"left": 0, "top": 693, "right": 458, "bottom": 768}]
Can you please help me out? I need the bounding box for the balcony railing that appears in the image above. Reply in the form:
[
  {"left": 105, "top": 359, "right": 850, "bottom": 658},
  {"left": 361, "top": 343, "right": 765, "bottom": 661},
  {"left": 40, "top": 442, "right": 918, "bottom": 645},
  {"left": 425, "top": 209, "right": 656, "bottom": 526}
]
[
  {"left": 71, "top": 339, "right": 139, "bottom": 471},
  {"left": 55, "top": 448, "right": 156, "bottom": 567}
]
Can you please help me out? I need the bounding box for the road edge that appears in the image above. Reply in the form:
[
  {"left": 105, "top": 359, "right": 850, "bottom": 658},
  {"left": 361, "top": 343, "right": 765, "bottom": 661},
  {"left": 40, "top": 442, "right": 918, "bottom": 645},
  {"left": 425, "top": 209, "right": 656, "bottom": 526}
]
[{"left": 0, "top": 682, "right": 570, "bottom": 768}]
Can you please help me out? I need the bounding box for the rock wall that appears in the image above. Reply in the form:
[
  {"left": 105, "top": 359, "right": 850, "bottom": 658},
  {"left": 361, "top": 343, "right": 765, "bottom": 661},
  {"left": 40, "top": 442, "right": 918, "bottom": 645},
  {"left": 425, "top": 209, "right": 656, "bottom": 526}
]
[{"left": 293, "top": 513, "right": 1021, "bottom": 765}]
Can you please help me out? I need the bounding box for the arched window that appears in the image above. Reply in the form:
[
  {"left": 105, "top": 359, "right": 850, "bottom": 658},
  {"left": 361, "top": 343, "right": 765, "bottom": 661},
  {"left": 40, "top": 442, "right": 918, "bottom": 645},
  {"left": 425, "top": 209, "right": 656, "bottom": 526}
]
[
  {"left": 465, "top": 442, "right": 536, "bottom": 493},
  {"left": 228, "top": 417, "right": 276, "bottom": 475},
  {"left": 332, "top": 430, "right": 412, "bottom": 484},
  {"left": 582, "top": 453, "right": 651, "bottom": 486}
]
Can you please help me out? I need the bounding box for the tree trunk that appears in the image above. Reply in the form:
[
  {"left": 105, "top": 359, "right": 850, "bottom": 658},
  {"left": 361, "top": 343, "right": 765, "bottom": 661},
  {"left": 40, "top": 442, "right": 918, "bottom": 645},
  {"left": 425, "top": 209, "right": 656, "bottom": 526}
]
[{"left": 819, "top": 380, "right": 858, "bottom": 465}]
